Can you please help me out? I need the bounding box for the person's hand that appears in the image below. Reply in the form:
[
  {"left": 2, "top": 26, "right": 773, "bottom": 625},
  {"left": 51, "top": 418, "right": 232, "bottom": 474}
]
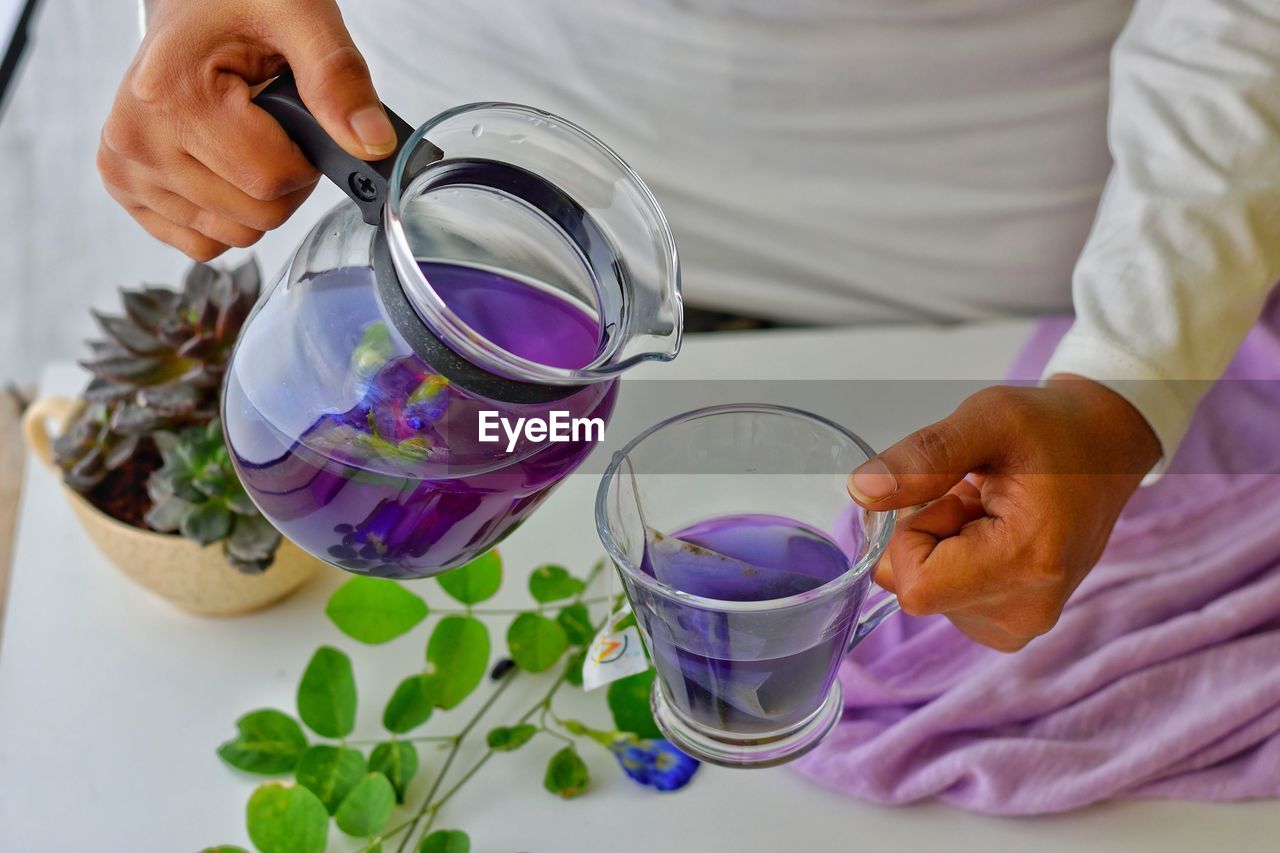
[
  {"left": 847, "top": 375, "right": 1161, "bottom": 652},
  {"left": 99, "top": 0, "right": 396, "bottom": 260}
]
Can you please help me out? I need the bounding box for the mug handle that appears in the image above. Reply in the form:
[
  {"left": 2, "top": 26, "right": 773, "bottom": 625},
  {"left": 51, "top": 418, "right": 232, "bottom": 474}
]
[
  {"left": 21, "top": 396, "right": 79, "bottom": 469},
  {"left": 847, "top": 588, "right": 901, "bottom": 652}
]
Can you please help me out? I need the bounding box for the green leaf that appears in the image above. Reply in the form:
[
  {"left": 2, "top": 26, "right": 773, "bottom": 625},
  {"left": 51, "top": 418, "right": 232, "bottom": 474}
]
[
  {"left": 200, "top": 847, "right": 250, "bottom": 853},
  {"left": 144, "top": 494, "right": 191, "bottom": 533},
  {"left": 607, "top": 670, "right": 662, "bottom": 739},
  {"left": 297, "top": 646, "right": 358, "bottom": 738},
  {"left": 226, "top": 515, "right": 281, "bottom": 563},
  {"left": 295, "top": 745, "right": 366, "bottom": 813},
  {"left": 419, "top": 830, "right": 471, "bottom": 853},
  {"left": 528, "top": 564, "right": 585, "bottom": 603},
  {"left": 193, "top": 469, "right": 234, "bottom": 498},
  {"left": 543, "top": 746, "right": 589, "bottom": 799},
  {"left": 335, "top": 773, "right": 396, "bottom": 838},
  {"left": 217, "top": 709, "right": 308, "bottom": 775},
  {"left": 424, "top": 616, "right": 489, "bottom": 710},
  {"left": 224, "top": 482, "right": 260, "bottom": 517},
  {"left": 435, "top": 550, "right": 502, "bottom": 604},
  {"left": 485, "top": 724, "right": 538, "bottom": 752},
  {"left": 169, "top": 471, "right": 203, "bottom": 502},
  {"left": 556, "top": 603, "right": 595, "bottom": 645},
  {"left": 369, "top": 740, "right": 419, "bottom": 804},
  {"left": 245, "top": 782, "right": 328, "bottom": 853},
  {"left": 563, "top": 647, "right": 586, "bottom": 688},
  {"left": 326, "top": 577, "right": 429, "bottom": 645},
  {"left": 383, "top": 675, "right": 437, "bottom": 733},
  {"left": 368, "top": 737, "right": 417, "bottom": 804},
  {"left": 507, "top": 612, "right": 568, "bottom": 673},
  {"left": 181, "top": 500, "right": 233, "bottom": 545}
]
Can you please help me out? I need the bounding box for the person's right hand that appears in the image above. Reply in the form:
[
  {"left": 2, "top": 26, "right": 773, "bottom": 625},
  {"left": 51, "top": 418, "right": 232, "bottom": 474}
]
[{"left": 99, "top": 0, "right": 397, "bottom": 261}]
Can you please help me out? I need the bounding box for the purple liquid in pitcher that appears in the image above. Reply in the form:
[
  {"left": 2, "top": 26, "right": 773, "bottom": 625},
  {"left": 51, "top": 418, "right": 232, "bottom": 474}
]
[
  {"left": 639, "top": 513, "right": 865, "bottom": 735},
  {"left": 223, "top": 262, "right": 616, "bottom": 578}
]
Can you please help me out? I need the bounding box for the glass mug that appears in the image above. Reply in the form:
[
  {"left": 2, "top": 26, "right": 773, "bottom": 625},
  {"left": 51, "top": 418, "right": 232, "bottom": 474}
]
[{"left": 596, "top": 405, "right": 898, "bottom": 767}]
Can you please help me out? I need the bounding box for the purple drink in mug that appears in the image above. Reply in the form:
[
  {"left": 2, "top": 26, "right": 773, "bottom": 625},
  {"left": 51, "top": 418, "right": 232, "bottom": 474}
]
[{"left": 596, "top": 405, "right": 897, "bottom": 767}]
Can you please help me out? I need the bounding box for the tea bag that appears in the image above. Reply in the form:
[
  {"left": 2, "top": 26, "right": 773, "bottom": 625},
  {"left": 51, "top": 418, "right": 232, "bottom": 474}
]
[
  {"left": 581, "top": 601, "right": 651, "bottom": 691},
  {"left": 648, "top": 642, "right": 776, "bottom": 722},
  {"left": 642, "top": 527, "right": 824, "bottom": 602}
]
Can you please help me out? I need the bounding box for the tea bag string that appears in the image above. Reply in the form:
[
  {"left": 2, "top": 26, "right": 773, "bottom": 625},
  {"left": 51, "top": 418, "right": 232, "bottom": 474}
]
[
  {"left": 606, "top": 452, "right": 646, "bottom": 622},
  {"left": 620, "top": 450, "right": 650, "bottom": 533}
]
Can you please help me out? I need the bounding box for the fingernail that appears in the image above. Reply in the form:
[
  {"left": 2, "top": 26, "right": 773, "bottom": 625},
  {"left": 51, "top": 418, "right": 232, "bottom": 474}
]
[
  {"left": 848, "top": 459, "right": 897, "bottom": 503},
  {"left": 349, "top": 106, "right": 397, "bottom": 155}
]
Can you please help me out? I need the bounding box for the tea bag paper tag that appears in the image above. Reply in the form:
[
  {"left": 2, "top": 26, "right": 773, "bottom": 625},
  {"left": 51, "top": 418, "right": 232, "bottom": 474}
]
[{"left": 582, "top": 604, "right": 649, "bottom": 691}]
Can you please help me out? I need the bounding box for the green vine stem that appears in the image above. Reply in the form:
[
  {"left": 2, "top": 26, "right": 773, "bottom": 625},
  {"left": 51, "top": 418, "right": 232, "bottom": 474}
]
[
  {"left": 212, "top": 554, "right": 657, "bottom": 853},
  {"left": 385, "top": 666, "right": 520, "bottom": 853},
  {"left": 383, "top": 561, "right": 609, "bottom": 853},
  {"left": 414, "top": 668, "right": 574, "bottom": 845}
]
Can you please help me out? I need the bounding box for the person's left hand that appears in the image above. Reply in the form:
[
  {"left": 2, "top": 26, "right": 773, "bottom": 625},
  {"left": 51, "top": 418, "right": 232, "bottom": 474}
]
[{"left": 847, "top": 375, "right": 1161, "bottom": 652}]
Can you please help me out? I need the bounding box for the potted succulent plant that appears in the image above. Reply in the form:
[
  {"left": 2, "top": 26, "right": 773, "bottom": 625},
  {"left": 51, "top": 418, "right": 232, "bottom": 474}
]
[{"left": 21, "top": 258, "right": 321, "bottom": 615}]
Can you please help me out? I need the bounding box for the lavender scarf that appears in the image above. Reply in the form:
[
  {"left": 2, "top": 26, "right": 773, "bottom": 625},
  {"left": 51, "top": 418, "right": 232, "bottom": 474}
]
[{"left": 795, "top": 299, "right": 1280, "bottom": 814}]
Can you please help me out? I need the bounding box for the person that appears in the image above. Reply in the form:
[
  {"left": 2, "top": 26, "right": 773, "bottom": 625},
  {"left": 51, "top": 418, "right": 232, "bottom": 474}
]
[{"left": 98, "top": 0, "right": 1280, "bottom": 652}]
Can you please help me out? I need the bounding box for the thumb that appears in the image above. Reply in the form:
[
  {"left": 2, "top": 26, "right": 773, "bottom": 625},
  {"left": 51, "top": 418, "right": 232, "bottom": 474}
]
[
  {"left": 275, "top": 4, "right": 397, "bottom": 160},
  {"left": 848, "top": 390, "right": 1008, "bottom": 510}
]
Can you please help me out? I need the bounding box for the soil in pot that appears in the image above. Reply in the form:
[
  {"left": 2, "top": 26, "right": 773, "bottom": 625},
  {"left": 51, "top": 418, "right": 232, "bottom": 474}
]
[{"left": 84, "top": 438, "right": 161, "bottom": 529}]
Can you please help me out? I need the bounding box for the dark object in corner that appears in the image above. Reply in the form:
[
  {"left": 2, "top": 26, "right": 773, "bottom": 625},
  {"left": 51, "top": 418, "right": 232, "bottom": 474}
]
[
  {"left": 682, "top": 305, "right": 788, "bottom": 333},
  {"left": 0, "top": 0, "right": 43, "bottom": 117}
]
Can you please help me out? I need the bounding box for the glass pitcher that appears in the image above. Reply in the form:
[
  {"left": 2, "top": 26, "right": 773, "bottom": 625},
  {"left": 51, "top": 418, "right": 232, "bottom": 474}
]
[{"left": 222, "top": 74, "right": 682, "bottom": 579}]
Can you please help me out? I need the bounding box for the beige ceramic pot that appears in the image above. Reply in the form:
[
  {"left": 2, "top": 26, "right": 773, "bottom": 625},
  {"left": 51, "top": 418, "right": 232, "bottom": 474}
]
[{"left": 22, "top": 396, "right": 322, "bottom": 616}]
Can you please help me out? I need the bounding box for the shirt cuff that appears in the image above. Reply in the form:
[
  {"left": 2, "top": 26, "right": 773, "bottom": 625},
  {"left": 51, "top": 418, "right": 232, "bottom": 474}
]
[{"left": 1040, "top": 330, "right": 1203, "bottom": 484}]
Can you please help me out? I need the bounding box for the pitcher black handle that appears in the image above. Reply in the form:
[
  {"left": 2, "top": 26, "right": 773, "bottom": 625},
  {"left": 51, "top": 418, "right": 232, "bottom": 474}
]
[
  {"left": 253, "top": 74, "right": 587, "bottom": 406},
  {"left": 252, "top": 72, "right": 422, "bottom": 226}
]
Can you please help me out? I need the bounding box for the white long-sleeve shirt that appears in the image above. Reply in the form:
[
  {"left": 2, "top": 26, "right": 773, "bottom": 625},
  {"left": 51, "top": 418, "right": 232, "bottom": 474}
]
[
  {"left": 1041, "top": 0, "right": 1280, "bottom": 463},
  {"left": 141, "top": 0, "right": 1280, "bottom": 464}
]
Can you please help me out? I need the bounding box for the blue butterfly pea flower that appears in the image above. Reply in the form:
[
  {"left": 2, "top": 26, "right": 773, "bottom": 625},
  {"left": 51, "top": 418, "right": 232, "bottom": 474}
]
[
  {"left": 616, "top": 743, "right": 654, "bottom": 785},
  {"left": 613, "top": 739, "right": 699, "bottom": 792},
  {"left": 647, "top": 740, "right": 699, "bottom": 791}
]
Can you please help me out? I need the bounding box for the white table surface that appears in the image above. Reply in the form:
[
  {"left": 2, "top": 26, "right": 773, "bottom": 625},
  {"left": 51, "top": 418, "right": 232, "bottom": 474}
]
[{"left": 4, "top": 320, "right": 1280, "bottom": 853}]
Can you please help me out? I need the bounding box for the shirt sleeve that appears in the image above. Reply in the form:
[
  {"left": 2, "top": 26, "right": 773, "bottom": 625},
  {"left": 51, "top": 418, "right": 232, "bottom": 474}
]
[{"left": 1041, "top": 0, "right": 1280, "bottom": 476}]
